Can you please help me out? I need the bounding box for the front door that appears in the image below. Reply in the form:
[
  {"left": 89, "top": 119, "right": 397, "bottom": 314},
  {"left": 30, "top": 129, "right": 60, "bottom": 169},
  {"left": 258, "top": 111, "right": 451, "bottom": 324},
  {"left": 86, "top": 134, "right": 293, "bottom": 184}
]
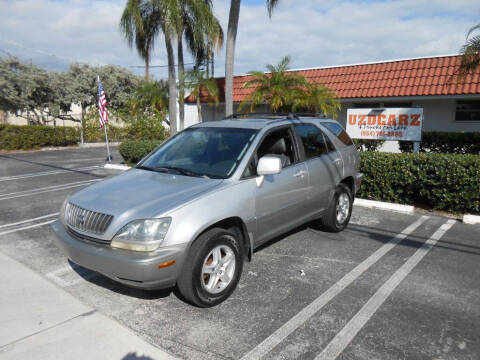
[{"left": 253, "top": 126, "right": 310, "bottom": 245}]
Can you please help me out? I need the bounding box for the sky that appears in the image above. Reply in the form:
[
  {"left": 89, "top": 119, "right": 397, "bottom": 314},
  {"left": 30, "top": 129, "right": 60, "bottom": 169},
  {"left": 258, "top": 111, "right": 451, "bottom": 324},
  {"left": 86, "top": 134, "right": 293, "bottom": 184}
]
[{"left": 0, "top": 0, "right": 479, "bottom": 79}]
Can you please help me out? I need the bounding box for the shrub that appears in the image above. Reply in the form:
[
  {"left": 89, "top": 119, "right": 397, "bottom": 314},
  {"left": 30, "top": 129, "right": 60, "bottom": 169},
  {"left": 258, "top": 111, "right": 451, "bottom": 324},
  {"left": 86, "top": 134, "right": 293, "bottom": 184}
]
[
  {"left": 354, "top": 139, "right": 385, "bottom": 152},
  {"left": 122, "top": 113, "right": 167, "bottom": 141},
  {"left": 83, "top": 108, "right": 167, "bottom": 142},
  {"left": 359, "top": 152, "right": 480, "bottom": 214},
  {"left": 119, "top": 139, "right": 164, "bottom": 164},
  {"left": 0, "top": 124, "right": 80, "bottom": 150},
  {"left": 399, "top": 132, "right": 480, "bottom": 154}
]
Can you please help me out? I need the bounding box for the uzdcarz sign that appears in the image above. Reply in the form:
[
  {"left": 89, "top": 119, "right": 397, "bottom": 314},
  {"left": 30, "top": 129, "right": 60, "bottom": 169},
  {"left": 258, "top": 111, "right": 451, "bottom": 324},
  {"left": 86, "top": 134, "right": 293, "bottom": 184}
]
[{"left": 346, "top": 108, "right": 423, "bottom": 141}]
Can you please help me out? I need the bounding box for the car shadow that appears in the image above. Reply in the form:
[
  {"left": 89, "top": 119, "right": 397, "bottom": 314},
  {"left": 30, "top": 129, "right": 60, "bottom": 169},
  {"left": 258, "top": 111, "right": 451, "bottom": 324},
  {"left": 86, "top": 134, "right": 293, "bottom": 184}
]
[{"left": 69, "top": 259, "right": 173, "bottom": 300}]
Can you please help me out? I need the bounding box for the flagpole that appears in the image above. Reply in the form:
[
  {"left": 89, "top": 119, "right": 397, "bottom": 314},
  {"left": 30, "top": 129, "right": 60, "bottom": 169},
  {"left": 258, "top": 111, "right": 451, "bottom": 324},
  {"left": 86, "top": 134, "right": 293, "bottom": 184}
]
[
  {"left": 97, "top": 75, "right": 112, "bottom": 162},
  {"left": 103, "top": 123, "right": 111, "bottom": 162}
]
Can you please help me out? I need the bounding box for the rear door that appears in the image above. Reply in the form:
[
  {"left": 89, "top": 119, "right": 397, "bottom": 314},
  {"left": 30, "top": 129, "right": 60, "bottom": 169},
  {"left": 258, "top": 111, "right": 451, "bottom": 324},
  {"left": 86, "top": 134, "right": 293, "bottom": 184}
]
[{"left": 293, "top": 123, "right": 337, "bottom": 217}]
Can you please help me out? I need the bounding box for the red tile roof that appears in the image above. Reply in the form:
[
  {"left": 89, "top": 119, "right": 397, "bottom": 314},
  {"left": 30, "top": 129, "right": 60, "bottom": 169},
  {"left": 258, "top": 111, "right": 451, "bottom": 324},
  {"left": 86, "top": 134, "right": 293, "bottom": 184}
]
[{"left": 185, "top": 55, "right": 480, "bottom": 104}]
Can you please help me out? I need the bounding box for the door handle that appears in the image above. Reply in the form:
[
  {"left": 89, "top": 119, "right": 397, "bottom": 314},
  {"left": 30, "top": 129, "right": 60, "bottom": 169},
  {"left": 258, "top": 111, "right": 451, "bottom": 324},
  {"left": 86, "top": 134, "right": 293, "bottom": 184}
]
[{"left": 294, "top": 170, "right": 307, "bottom": 178}]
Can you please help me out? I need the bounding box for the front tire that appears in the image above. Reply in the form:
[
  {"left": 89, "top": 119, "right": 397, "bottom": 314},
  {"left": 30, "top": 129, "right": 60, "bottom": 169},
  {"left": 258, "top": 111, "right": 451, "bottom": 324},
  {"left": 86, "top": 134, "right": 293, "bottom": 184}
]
[
  {"left": 177, "top": 228, "right": 243, "bottom": 307},
  {"left": 322, "top": 184, "right": 353, "bottom": 232}
]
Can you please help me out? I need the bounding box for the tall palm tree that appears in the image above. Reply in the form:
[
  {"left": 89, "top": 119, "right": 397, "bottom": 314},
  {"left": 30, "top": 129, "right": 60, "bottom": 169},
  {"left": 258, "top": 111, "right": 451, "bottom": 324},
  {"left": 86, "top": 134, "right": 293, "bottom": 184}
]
[
  {"left": 458, "top": 23, "right": 480, "bottom": 80},
  {"left": 178, "top": 0, "right": 223, "bottom": 130},
  {"left": 224, "top": 0, "right": 280, "bottom": 116},
  {"left": 120, "top": 0, "right": 180, "bottom": 135},
  {"left": 239, "top": 55, "right": 307, "bottom": 113},
  {"left": 185, "top": 69, "right": 219, "bottom": 122},
  {"left": 120, "top": 0, "right": 159, "bottom": 80}
]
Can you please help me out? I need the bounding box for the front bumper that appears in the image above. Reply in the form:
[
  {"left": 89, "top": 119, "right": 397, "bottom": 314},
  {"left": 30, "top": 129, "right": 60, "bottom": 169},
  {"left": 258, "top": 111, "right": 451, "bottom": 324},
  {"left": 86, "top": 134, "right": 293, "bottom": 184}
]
[{"left": 51, "top": 220, "right": 187, "bottom": 290}]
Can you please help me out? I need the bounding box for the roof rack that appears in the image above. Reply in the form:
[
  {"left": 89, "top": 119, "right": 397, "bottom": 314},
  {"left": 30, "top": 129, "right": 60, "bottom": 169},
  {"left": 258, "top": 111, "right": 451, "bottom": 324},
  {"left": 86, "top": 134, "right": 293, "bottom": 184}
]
[{"left": 224, "top": 112, "right": 327, "bottom": 120}]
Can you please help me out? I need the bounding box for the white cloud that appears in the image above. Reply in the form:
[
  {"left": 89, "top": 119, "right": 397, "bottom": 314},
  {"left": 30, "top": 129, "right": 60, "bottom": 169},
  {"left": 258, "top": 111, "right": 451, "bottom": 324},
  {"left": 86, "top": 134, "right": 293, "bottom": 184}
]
[{"left": 0, "top": 0, "right": 479, "bottom": 78}]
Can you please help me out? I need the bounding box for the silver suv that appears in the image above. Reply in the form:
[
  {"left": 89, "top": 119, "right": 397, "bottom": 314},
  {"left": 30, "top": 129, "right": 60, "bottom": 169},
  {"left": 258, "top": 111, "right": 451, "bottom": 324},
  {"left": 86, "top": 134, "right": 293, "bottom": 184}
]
[{"left": 52, "top": 115, "right": 362, "bottom": 307}]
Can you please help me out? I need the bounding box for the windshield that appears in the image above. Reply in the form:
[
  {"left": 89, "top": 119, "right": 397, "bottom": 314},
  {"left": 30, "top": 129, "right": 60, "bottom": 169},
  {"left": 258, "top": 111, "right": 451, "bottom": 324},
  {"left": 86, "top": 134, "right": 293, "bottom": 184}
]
[{"left": 139, "top": 127, "right": 258, "bottom": 179}]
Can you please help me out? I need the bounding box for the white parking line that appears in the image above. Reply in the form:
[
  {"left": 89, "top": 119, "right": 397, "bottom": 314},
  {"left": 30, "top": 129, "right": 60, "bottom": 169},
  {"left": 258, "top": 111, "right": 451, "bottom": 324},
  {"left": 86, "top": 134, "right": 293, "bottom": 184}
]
[
  {"left": 0, "top": 213, "right": 59, "bottom": 229},
  {"left": 0, "top": 220, "right": 56, "bottom": 236},
  {"left": 256, "top": 253, "right": 357, "bottom": 265},
  {"left": 240, "top": 215, "right": 429, "bottom": 360},
  {"left": 0, "top": 166, "right": 102, "bottom": 182},
  {"left": 0, "top": 179, "right": 100, "bottom": 201},
  {"left": 315, "top": 219, "right": 456, "bottom": 360}
]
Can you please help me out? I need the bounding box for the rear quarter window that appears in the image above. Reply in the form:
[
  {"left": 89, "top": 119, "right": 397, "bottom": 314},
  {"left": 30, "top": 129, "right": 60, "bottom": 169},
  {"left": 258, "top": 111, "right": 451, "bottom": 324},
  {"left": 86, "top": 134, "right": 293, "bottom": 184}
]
[{"left": 322, "top": 122, "right": 354, "bottom": 147}]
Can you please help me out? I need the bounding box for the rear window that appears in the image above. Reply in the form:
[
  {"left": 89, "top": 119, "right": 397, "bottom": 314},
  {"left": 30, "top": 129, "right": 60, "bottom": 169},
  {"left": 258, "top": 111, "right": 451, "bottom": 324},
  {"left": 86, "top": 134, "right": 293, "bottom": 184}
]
[{"left": 322, "top": 122, "right": 354, "bottom": 147}]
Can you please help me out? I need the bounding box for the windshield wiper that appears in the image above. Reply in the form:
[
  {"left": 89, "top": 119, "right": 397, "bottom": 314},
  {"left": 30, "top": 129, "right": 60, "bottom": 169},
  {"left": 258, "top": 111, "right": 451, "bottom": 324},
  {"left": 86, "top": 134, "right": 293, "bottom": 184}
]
[
  {"left": 153, "top": 166, "right": 205, "bottom": 178},
  {"left": 136, "top": 165, "right": 155, "bottom": 172}
]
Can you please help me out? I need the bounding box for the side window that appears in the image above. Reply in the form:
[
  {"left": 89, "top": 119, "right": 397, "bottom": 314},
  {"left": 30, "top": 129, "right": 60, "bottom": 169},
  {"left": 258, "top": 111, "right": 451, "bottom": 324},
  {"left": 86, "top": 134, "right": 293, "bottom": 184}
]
[
  {"left": 322, "top": 122, "right": 354, "bottom": 147},
  {"left": 242, "top": 127, "right": 296, "bottom": 178},
  {"left": 294, "top": 124, "right": 329, "bottom": 159}
]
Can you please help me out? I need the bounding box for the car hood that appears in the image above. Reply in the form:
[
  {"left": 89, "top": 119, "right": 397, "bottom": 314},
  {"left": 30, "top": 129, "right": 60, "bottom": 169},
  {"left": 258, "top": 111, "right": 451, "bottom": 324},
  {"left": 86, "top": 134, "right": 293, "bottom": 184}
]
[{"left": 68, "top": 168, "right": 223, "bottom": 221}]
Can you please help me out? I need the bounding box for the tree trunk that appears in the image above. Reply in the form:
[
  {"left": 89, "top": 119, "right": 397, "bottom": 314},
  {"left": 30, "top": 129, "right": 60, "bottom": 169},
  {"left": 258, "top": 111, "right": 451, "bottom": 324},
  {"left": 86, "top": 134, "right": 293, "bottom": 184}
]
[
  {"left": 178, "top": 34, "right": 185, "bottom": 131},
  {"left": 197, "top": 96, "right": 202, "bottom": 123},
  {"left": 80, "top": 105, "right": 86, "bottom": 144},
  {"left": 225, "top": 0, "right": 241, "bottom": 117},
  {"left": 145, "top": 53, "right": 150, "bottom": 80},
  {"left": 165, "top": 33, "right": 177, "bottom": 136},
  {"left": 211, "top": 51, "right": 214, "bottom": 77}
]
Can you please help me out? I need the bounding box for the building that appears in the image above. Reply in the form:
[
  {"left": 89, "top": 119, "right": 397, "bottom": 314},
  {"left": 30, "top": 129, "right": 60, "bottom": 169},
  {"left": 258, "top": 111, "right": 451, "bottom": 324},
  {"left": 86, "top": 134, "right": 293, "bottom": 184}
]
[{"left": 184, "top": 54, "right": 480, "bottom": 137}]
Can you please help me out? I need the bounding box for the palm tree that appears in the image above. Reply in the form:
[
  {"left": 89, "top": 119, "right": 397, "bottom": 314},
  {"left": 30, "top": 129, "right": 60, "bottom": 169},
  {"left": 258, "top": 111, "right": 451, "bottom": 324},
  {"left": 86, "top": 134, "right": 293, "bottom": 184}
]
[
  {"left": 120, "top": 0, "right": 180, "bottom": 135},
  {"left": 127, "top": 80, "right": 168, "bottom": 118},
  {"left": 224, "top": 0, "right": 281, "bottom": 116},
  {"left": 294, "top": 83, "right": 341, "bottom": 119},
  {"left": 177, "top": 0, "right": 223, "bottom": 130},
  {"left": 239, "top": 55, "right": 308, "bottom": 113},
  {"left": 120, "top": 0, "right": 159, "bottom": 80},
  {"left": 239, "top": 56, "right": 340, "bottom": 118},
  {"left": 185, "top": 69, "right": 219, "bottom": 122},
  {"left": 458, "top": 23, "right": 480, "bottom": 80}
]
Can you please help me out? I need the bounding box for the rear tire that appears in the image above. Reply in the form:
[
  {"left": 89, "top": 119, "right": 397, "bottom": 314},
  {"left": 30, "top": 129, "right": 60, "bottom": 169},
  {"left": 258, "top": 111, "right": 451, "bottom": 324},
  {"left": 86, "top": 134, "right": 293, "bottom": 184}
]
[
  {"left": 176, "top": 228, "right": 243, "bottom": 307},
  {"left": 322, "top": 184, "right": 352, "bottom": 233}
]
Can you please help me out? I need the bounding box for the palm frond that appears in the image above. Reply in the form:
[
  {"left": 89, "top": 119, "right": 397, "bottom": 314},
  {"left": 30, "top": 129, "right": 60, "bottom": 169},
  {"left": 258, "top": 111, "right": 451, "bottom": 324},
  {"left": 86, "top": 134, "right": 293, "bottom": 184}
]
[{"left": 266, "top": 0, "right": 280, "bottom": 18}]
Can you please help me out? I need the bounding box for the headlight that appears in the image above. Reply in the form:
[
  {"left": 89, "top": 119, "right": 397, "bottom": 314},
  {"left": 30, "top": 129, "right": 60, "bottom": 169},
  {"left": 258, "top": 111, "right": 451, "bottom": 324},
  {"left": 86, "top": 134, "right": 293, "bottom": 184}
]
[
  {"left": 111, "top": 218, "right": 171, "bottom": 252},
  {"left": 60, "top": 197, "right": 69, "bottom": 226}
]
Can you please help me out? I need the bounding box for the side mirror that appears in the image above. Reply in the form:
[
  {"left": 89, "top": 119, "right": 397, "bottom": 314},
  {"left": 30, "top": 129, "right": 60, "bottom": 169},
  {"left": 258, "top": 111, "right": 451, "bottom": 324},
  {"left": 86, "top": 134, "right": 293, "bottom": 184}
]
[{"left": 257, "top": 155, "right": 282, "bottom": 176}]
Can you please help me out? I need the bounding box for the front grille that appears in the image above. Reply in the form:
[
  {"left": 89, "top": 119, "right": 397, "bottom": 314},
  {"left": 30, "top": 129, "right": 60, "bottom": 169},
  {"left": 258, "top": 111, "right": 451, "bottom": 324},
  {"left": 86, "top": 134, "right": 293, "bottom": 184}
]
[
  {"left": 65, "top": 202, "right": 113, "bottom": 235},
  {"left": 67, "top": 226, "right": 111, "bottom": 246}
]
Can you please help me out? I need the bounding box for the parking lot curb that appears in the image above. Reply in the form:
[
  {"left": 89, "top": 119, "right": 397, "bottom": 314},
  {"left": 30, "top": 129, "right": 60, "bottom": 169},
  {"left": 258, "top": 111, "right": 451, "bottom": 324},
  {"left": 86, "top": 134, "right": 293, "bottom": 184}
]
[
  {"left": 79, "top": 142, "right": 120, "bottom": 148},
  {"left": 354, "top": 198, "right": 414, "bottom": 214},
  {"left": 104, "top": 163, "right": 131, "bottom": 171},
  {"left": 463, "top": 214, "right": 480, "bottom": 225}
]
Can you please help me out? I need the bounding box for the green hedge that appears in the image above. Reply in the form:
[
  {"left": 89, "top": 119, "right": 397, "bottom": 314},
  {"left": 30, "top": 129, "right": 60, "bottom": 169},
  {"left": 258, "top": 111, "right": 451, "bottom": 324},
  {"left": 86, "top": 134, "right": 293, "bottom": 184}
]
[
  {"left": 0, "top": 124, "right": 80, "bottom": 150},
  {"left": 119, "top": 139, "right": 163, "bottom": 164},
  {"left": 359, "top": 152, "right": 480, "bottom": 214},
  {"left": 400, "top": 132, "right": 480, "bottom": 154}
]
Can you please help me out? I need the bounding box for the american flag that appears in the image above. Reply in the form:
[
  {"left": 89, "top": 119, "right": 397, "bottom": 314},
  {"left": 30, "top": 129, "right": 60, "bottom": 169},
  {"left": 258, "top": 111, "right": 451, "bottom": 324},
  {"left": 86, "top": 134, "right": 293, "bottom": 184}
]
[{"left": 97, "top": 76, "right": 109, "bottom": 128}]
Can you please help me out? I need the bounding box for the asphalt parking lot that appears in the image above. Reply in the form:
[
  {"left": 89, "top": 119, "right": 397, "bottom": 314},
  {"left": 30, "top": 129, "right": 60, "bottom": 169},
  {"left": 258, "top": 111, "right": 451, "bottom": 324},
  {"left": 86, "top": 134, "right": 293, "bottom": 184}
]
[{"left": 0, "top": 146, "right": 479, "bottom": 360}]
